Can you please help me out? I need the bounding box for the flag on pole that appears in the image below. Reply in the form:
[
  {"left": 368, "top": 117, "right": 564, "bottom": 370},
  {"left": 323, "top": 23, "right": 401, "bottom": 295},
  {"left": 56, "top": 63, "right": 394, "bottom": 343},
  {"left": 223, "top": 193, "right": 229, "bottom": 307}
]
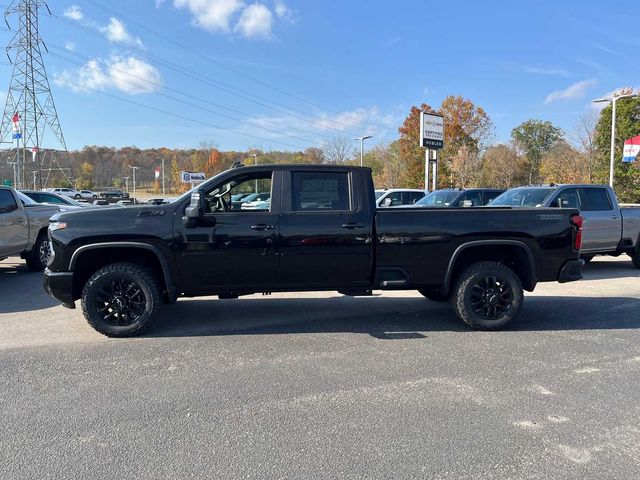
[
  {"left": 622, "top": 135, "right": 640, "bottom": 163},
  {"left": 31, "top": 146, "right": 39, "bottom": 162},
  {"left": 155, "top": 167, "right": 161, "bottom": 180},
  {"left": 12, "top": 113, "right": 21, "bottom": 139}
]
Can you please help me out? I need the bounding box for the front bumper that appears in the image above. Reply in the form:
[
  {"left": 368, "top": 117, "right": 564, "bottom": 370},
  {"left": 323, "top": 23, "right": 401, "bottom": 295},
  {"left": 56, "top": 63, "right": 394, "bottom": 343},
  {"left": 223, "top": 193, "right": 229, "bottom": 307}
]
[
  {"left": 558, "top": 258, "right": 584, "bottom": 283},
  {"left": 43, "top": 269, "right": 76, "bottom": 309}
]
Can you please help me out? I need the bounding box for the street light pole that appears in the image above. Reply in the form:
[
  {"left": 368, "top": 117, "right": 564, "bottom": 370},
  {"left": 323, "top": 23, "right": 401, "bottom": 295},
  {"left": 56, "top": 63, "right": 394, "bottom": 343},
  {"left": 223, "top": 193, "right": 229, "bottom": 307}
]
[
  {"left": 353, "top": 136, "right": 373, "bottom": 166},
  {"left": 124, "top": 176, "right": 130, "bottom": 193},
  {"left": 161, "top": 156, "right": 165, "bottom": 197},
  {"left": 129, "top": 166, "right": 139, "bottom": 203},
  {"left": 252, "top": 153, "right": 258, "bottom": 192},
  {"left": 592, "top": 92, "right": 639, "bottom": 188}
]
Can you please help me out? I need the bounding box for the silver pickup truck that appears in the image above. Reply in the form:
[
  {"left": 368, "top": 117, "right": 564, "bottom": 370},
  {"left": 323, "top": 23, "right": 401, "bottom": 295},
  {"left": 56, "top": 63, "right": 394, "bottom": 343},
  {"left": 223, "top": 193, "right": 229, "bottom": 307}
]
[
  {"left": 0, "top": 186, "right": 58, "bottom": 271},
  {"left": 490, "top": 184, "right": 640, "bottom": 267}
]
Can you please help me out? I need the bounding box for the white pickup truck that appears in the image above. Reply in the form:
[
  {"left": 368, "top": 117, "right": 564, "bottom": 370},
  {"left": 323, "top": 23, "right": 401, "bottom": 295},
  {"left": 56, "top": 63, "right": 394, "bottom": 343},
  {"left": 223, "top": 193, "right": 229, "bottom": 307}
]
[
  {"left": 0, "top": 186, "right": 58, "bottom": 270},
  {"left": 490, "top": 184, "right": 640, "bottom": 267}
]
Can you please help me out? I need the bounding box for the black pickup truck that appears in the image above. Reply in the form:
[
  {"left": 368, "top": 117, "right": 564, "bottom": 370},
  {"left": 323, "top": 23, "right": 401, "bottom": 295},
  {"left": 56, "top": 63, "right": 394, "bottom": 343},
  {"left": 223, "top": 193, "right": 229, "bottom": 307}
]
[{"left": 44, "top": 165, "right": 584, "bottom": 337}]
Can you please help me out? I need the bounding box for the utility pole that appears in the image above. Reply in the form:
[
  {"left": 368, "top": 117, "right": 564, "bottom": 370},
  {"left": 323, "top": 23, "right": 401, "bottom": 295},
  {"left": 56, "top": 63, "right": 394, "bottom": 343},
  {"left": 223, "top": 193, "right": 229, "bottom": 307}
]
[
  {"left": 0, "top": 0, "right": 72, "bottom": 189},
  {"left": 7, "top": 161, "right": 17, "bottom": 186},
  {"left": 252, "top": 153, "right": 258, "bottom": 192},
  {"left": 31, "top": 169, "right": 37, "bottom": 189},
  {"left": 124, "top": 176, "right": 130, "bottom": 193},
  {"left": 161, "top": 155, "right": 165, "bottom": 197}
]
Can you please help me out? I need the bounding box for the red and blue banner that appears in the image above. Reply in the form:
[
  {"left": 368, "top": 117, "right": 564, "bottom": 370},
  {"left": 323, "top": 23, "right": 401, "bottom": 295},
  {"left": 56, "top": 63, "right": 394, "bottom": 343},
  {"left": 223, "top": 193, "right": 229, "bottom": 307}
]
[{"left": 623, "top": 135, "right": 640, "bottom": 163}]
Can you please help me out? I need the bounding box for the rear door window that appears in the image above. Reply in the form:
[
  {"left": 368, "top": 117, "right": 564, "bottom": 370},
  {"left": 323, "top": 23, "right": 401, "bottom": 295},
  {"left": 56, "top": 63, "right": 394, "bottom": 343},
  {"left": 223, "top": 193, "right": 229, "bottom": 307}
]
[
  {"left": 0, "top": 190, "right": 18, "bottom": 214},
  {"left": 579, "top": 188, "right": 612, "bottom": 211},
  {"left": 291, "top": 172, "right": 351, "bottom": 211},
  {"left": 457, "top": 191, "right": 482, "bottom": 207}
]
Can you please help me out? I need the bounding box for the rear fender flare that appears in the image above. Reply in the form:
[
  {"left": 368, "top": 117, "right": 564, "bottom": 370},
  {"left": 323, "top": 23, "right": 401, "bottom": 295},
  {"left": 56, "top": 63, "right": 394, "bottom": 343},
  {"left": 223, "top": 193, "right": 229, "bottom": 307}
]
[{"left": 442, "top": 240, "right": 536, "bottom": 294}]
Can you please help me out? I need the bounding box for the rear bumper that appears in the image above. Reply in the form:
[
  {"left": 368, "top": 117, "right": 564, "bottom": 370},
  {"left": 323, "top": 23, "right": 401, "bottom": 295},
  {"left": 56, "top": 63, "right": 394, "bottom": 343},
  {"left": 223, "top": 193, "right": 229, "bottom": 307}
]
[
  {"left": 43, "top": 269, "right": 76, "bottom": 309},
  {"left": 558, "top": 259, "right": 584, "bottom": 283}
]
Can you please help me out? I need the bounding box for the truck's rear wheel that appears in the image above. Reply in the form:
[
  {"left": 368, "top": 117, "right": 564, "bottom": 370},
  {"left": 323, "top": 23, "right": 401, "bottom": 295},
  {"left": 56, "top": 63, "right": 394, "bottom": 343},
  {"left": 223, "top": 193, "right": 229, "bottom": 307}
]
[
  {"left": 25, "top": 231, "right": 50, "bottom": 272},
  {"left": 81, "top": 262, "right": 161, "bottom": 337},
  {"left": 452, "top": 261, "right": 523, "bottom": 330},
  {"left": 418, "top": 288, "right": 449, "bottom": 301}
]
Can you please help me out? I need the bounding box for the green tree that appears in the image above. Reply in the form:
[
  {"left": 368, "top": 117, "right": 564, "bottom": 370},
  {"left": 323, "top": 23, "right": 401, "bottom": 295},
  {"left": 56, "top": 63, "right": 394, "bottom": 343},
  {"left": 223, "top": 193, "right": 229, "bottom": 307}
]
[
  {"left": 594, "top": 95, "right": 640, "bottom": 202},
  {"left": 76, "top": 162, "right": 94, "bottom": 190},
  {"left": 511, "top": 119, "right": 563, "bottom": 184}
]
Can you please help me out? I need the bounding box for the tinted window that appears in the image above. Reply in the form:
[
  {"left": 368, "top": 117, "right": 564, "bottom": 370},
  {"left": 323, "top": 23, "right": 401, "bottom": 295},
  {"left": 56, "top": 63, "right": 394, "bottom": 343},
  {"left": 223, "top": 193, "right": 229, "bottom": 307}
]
[
  {"left": 208, "top": 172, "right": 272, "bottom": 212},
  {"left": 0, "top": 190, "right": 18, "bottom": 214},
  {"left": 579, "top": 188, "right": 612, "bottom": 211},
  {"left": 407, "top": 192, "right": 425, "bottom": 204},
  {"left": 291, "top": 172, "right": 350, "bottom": 211},
  {"left": 490, "top": 188, "right": 554, "bottom": 207},
  {"left": 416, "top": 190, "right": 459, "bottom": 207},
  {"left": 457, "top": 191, "right": 482, "bottom": 207},
  {"left": 550, "top": 188, "right": 580, "bottom": 209},
  {"left": 483, "top": 190, "right": 503, "bottom": 205},
  {"left": 383, "top": 191, "right": 402, "bottom": 206}
]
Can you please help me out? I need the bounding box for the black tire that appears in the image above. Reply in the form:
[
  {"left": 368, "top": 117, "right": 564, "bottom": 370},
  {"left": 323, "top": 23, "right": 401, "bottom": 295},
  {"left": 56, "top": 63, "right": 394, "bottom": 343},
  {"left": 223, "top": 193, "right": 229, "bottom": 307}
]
[
  {"left": 418, "top": 288, "right": 449, "bottom": 301},
  {"left": 92, "top": 195, "right": 97, "bottom": 198},
  {"left": 74, "top": 194, "right": 81, "bottom": 199},
  {"left": 81, "top": 262, "right": 161, "bottom": 337},
  {"left": 630, "top": 251, "right": 640, "bottom": 269},
  {"left": 581, "top": 255, "right": 594, "bottom": 264},
  {"left": 25, "top": 231, "right": 50, "bottom": 271},
  {"left": 452, "top": 261, "right": 523, "bottom": 330}
]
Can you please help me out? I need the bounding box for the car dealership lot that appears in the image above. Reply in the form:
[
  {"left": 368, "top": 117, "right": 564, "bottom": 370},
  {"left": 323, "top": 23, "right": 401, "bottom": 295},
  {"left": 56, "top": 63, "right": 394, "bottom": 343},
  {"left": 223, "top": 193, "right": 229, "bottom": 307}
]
[{"left": 1, "top": 257, "right": 639, "bottom": 479}]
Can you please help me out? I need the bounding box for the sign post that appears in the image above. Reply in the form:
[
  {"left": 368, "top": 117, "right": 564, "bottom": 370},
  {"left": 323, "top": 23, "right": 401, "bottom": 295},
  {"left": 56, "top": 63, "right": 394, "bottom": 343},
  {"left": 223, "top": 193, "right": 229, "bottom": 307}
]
[{"left": 419, "top": 112, "right": 444, "bottom": 192}]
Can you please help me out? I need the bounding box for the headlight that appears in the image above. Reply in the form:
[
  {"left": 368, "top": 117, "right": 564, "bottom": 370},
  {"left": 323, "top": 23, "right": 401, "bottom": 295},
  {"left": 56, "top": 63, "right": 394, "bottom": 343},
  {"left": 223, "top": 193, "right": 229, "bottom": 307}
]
[{"left": 49, "top": 221, "right": 67, "bottom": 232}]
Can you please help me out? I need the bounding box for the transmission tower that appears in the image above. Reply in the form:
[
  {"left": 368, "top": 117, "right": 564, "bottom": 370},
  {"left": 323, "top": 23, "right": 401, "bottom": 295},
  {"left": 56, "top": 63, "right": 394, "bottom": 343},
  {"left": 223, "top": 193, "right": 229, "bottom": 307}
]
[{"left": 0, "top": 0, "right": 72, "bottom": 189}]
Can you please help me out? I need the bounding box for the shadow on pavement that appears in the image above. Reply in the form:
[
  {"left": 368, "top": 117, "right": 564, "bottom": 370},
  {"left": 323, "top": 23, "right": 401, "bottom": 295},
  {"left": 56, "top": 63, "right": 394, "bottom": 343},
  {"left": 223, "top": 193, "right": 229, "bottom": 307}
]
[
  {"left": 582, "top": 258, "right": 640, "bottom": 280},
  {"left": 0, "top": 261, "right": 58, "bottom": 314},
  {"left": 149, "top": 294, "right": 640, "bottom": 338}
]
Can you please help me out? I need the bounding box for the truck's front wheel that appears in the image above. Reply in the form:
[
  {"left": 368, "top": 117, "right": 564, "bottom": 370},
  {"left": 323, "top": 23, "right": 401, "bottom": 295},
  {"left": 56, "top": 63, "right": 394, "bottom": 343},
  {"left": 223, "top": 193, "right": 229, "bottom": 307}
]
[
  {"left": 452, "top": 261, "right": 523, "bottom": 330},
  {"left": 25, "top": 231, "right": 50, "bottom": 272},
  {"left": 81, "top": 262, "right": 161, "bottom": 337}
]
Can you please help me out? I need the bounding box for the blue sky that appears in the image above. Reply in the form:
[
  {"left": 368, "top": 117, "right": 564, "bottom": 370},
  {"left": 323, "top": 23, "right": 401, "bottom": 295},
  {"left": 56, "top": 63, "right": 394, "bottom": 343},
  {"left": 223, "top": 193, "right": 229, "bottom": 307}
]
[{"left": 1, "top": 0, "right": 637, "bottom": 151}]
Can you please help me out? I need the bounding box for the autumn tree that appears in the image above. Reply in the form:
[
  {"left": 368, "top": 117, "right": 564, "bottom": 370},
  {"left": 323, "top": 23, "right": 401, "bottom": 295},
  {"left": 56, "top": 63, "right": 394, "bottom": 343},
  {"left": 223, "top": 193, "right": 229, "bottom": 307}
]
[
  {"left": 303, "top": 147, "right": 325, "bottom": 164},
  {"left": 205, "top": 148, "right": 224, "bottom": 176},
  {"left": 480, "top": 144, "right": 526, "bottom": 188},
  {"left": 571, "top": 112, "right": 601, "bottom": 183},
  {"left": 450, "top": 145, "right": 481, "bottom": 187},
  {"left": 540, "top": 140, "right": 590, "bottom": 184},
  {"left": 76, "top": 162, "right": 94, "bottom": 189},
  {"left": 593, "top": 92, "right": 640, "bottom": 202},
  {"left": 511, "top": 119, "right": 563, "bottom": 184},
  {"left": 371, "top": 141, "right": 404, "bottom": 189},
  {"left": 398, "top": 103, "right": 437, "bottom": 188}
]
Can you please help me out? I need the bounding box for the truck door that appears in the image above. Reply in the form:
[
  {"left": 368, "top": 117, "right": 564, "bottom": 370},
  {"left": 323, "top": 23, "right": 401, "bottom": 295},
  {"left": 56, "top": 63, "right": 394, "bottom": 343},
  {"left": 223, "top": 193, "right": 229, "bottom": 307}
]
[
  {"left": 173, "top": 170, "right": 281, "bottom": 291},
  {"left": 578, "top": 186, "right": 621, "bottom": 252},
  {"left": 0, "top": 189, "right": 28, "bottom": 257},
  {"left": 278, "top": 170, "right": 373, "bottom": 288}
]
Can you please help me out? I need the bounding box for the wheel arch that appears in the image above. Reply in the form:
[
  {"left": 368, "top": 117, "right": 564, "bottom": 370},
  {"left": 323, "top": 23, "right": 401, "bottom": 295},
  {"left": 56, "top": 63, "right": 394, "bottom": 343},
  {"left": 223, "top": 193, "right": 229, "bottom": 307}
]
[
  {"left": 69, "top": 242, "right": 176, "bottom": 302},
  {"left": 443, "top": 240, "right": 536, "bottom": 294}
]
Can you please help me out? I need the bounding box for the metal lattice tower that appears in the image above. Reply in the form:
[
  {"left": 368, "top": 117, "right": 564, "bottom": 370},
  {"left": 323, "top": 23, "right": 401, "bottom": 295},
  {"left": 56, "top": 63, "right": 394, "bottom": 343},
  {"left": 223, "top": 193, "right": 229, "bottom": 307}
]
[{"left": 0, "top": 0, "right": 71, "bottom": 189}]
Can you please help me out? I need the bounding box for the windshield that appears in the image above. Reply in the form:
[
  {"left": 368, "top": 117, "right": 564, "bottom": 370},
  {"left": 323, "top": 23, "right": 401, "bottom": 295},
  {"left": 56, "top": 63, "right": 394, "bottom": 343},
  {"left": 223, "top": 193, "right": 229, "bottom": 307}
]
[
  {"left": 415, "top": 190, "right": 460, "bottom": 207},
  {"left": 16, "top": 191, "right": 36, "bottom": 205},
  {"left": 489, "top": 188, "right": 555, "bottom": 207}
]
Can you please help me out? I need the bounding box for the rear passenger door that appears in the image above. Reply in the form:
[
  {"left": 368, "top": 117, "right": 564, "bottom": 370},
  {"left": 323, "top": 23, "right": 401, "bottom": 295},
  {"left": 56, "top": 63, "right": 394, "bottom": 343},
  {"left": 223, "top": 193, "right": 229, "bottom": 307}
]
[
  {"left": 278, "top": 170, "right": 373, "bottom": 288},
  {"left": 578, "top": 187, "right": 620, "bottom": 252},
  {"left": 0, "top": 189, "right": 28, "bottom": 257}
]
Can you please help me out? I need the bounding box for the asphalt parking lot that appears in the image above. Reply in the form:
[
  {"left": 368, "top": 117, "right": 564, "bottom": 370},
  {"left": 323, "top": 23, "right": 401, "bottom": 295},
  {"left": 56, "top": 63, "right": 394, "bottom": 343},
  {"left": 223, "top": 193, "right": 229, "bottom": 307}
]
[{"left": 1, "top": 256, "right": 639, "bottom": 479}]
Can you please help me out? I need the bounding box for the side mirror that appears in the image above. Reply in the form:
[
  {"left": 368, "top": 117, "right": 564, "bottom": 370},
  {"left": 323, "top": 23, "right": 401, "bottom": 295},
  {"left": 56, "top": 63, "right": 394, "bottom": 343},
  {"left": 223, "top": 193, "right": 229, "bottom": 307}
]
[
  {"left": 461, "top": 200, "right": 474, "bottom": 207},
  {"left": 556, "top": 198, "right": 564, "bottom": 208},
  {"left": 383, "top": 197, "right": 393, "bottom": 207},
  {"left": 183, "top": 188, "right": 206, "bottom": 228}
]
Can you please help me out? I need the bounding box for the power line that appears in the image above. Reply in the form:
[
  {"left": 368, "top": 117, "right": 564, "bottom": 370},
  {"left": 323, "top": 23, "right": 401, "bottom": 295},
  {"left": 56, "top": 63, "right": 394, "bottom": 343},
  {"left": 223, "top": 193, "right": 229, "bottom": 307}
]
[
  {"left": 48, "top": 43, "right": 334, "bottom": 145},
  {"left": 81, "top": 0, "right": 391, "bottom": 133},
  {"left": 48, "top": 49, "right": 323, "bottom": 148},
  {"left": 47, "top": 12, "right": 373, "bottom": 138},
  {"left": 46, "top": 52, "right": 310, "bottom": 150}
]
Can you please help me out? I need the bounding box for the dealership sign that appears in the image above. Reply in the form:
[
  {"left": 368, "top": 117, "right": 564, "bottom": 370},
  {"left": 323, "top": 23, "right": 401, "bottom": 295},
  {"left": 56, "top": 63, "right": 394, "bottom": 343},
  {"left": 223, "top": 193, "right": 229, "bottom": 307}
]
[
  {"left": 419, "top": 112, "right": 444, "bottom": 149},
  {"left": 181, "top": 171, "right": 206, "bottom": 183}
]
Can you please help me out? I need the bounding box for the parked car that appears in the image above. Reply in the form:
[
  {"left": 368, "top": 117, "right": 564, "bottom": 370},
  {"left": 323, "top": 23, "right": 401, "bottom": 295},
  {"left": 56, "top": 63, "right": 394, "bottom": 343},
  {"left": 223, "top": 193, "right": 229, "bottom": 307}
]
[
  {"left": 375, "top": 189, "right": 426, "bottom": 207},
  {"left": 44, "top": 164, "right": 583, "bottom": 337},
  {"left": 413, "top": 188, "right": 505, "bottom": 208},
  {"left": 240, "top": 193, "right": 271, "bottom": 210},
  {"left": 116, "top": 199, "right": 135, "bottom": 206},
  {"left": 490, "top": 184, "right": 640, "bottom": 267},
  {"left": 21, "top": 190, "right": 92, "bottom": 210},
  {"left": 0, "top": 186, "right": 58, "bottom": 270},
  {"left": 51, "top": 187, "right": 82, "bottom": 199},
  {"left": 79, "top": 190, "right": 99, "bottom": 199},
  {"left": 100, "top": 188, "right": 129, "bottom": 200}
]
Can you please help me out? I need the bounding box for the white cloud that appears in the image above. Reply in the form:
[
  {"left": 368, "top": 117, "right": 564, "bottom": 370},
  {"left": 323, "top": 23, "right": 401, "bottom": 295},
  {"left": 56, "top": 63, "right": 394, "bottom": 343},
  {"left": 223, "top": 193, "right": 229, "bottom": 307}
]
[
  {"left": 173, "top": 0, "right": 244, "bottom": 33},
  {"left": 155, "top": 0, "right": 167, "bottom": 7},
  {"left": 235, "top": 3, "right": 273, "bottom": 39},
  {"left": 100, "top": 18, "right": 144, "bottom": 48},
  {"left": 522, "top": 66, "right": 570, "bottom": 77},
  {"left": 63, "top": 5, "right": 83, "bottom": 21},
  {"left": 544, "top": 79, "right": 598, "bottom": 104},
  {"left": 274, "top": 0, "right": 293, "bottom": 21},
  {"left": 64, "top": 41, "right": 76, "bottom": 51},
  {"left": 54, "top": 56, "right": 162, "bottom": 95}
]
